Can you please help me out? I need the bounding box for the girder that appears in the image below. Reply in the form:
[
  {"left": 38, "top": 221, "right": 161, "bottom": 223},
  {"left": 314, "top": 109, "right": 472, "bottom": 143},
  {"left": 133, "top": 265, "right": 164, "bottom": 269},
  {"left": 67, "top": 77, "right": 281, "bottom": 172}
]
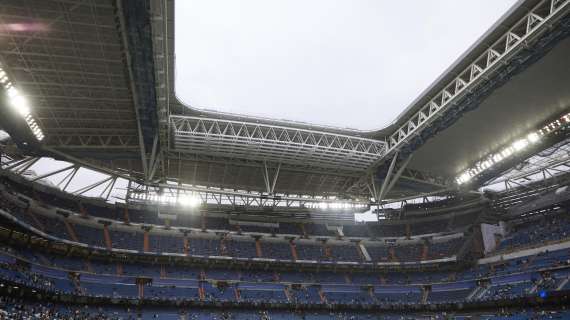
[{"left": 171, "top": 116, "right": 387, "bottom": 171}]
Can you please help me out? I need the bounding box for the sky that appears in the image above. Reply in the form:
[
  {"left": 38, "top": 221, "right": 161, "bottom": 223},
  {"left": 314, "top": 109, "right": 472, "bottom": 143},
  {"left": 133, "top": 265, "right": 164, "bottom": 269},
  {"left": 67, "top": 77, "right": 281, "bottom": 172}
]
[{"left": 175, "top": 0, "right": 519, "bottom": 130}]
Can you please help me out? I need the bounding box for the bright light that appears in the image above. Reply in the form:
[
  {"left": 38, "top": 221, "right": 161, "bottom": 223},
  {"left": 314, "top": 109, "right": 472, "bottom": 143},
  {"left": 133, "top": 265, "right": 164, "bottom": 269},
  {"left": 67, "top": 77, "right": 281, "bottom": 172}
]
[
  {"left": 527, "top": 132, "right": 540, "bottom": 143},
  {"left": 11, "top": 95, "right": 30, "bottom": 116},
  {"left": 512, "top": 139, "right": 528, "bottom": 151},
  {"left": 1, "top": 64, "right": 44, "bottom": 141},
  {"left": 178, "top": 195, "right": 201, "bottom": 207},
  {"left": 492, "top": 154, "right": 503, "bottom": 163},
  {"left": 456, "top": 112, "right": 570, "bottom": 185}
]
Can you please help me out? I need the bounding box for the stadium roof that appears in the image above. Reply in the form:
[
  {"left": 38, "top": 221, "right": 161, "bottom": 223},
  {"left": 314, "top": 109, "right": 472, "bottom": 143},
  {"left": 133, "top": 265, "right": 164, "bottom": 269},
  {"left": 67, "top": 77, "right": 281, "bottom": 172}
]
[{"left": 0, "top": 0, "right": 569, "bottom": 205}]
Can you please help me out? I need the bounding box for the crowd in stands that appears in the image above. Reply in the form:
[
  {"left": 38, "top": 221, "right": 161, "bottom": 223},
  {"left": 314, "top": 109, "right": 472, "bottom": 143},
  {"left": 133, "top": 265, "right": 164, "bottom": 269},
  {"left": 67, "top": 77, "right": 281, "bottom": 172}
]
[
  {"left": 0, "top": 239, "right": 568, "bottom": 308},
  {"left": 497, "top": 215, "right": 570, "bottom": 252}
]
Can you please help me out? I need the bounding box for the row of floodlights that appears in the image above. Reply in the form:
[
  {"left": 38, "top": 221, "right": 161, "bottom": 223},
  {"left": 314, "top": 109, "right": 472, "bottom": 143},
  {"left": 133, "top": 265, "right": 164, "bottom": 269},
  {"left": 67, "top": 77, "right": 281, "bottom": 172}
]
[
  {"left": 130, "top": 192, "right": 202, "bottom": 207},
  {"left": 130, "top": 190, "right": 367, "bottom": 210},
  {"left": 0, "top": 64, "right": 44, "bottom": 141},
  {"left": 305, "top": 202, "right": 367, "bottom": 209},
  {"left": 456, "top": 112, "right": 570, "bottom": 184}
]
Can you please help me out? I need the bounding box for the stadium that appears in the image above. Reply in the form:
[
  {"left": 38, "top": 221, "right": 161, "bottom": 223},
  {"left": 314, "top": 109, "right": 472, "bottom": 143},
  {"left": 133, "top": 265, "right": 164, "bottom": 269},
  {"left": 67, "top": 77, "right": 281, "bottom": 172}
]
[{"left": 0, "top": 0, "right": 570, "bottom": 319}]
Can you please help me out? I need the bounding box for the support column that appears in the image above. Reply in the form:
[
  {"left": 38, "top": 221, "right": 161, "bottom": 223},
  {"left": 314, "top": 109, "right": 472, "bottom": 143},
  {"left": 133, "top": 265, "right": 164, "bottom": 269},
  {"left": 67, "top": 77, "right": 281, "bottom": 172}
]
[
  {"left": 183, "top": 236, "right": 190, "bottom": 255},
  {"left": 143, "top": 229, "right": 150, "bottom": 252},
  {"left": 324, "top": 243, "right": 332, "bottom": 259},
  {"left": 63, "top": 219, "right": 79, "bottom": 242},
  {"left": 290, "top": 240, "right": 298, "bottom": 261},
  {"left": 123, "top": 207, "right": 130, "bottom": 224},
  {"left": 255, "top": 238, "right": 263, "bottom": 258},
  {"left": 103, "top": 225, "right": 113, "bottom": 250},
  {"left": 421, "top": 243, "right": 429, "bottom": 261},
  {"left": 79, "top": 202, "right": 88, "bottom": 217},
  {"left": 389, "top": 247, "right": 397, "bottom": 262},
  {"left": 25, "top": 207, "right": 44, "bottom": 231}
]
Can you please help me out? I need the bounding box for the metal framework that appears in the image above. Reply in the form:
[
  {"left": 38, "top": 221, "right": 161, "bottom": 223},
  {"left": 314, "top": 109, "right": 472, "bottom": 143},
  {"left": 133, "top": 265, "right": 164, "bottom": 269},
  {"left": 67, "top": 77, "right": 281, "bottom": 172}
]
[
  {"left": 387, "top": 0, "right": 569, "bottom": 152},
  {"left": 483, "top": 137, "right": 570, "bottom": 213},
  {"left": 0, "top": 154, "right": 370, "bottom": 210},
  {"left": 484, "top": 138, "right": 570, "bottom": 191},
  {"left": 0, "top": 0, "right": 141, "bottom": 151},
  {"left": 171, "top": 116, "right": 387, "bottom": 171}
]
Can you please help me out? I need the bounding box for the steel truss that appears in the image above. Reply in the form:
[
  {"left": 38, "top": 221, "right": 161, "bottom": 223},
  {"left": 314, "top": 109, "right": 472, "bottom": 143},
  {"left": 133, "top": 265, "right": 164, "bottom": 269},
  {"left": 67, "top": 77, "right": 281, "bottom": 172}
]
[
  {"left": 0, "top": 154, "right": 370, "bottom": 210},
  {"left": 149, "top": 0, "right": 171, "bottom": 182},
  {"left": 129, "top": 182, "right": 368, "bottom": 210},
  {"left": 171, "top": 116, "right": 387, "bottom": 171},
  {"left": 387, "top": 0, "right": 569, "bottom": 152},
  {"left": 351, "top": 155, "right": 451, "bottom": 201},
  {"left": 484, "top": 138, "right": 570, "bottom": 191}
]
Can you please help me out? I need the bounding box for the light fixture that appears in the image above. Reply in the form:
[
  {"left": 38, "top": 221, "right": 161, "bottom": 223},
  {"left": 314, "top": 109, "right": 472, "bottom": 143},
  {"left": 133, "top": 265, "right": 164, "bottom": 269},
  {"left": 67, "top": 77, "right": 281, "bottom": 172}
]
[
  {"left": 456, "top": 112, "right": 569, "bottom": 185},
  {"left": 0, "top": 63, "right": 44, "bottom": 141},
  {"left": 178, "top": 195, "right": 201, "bottom": 207}
]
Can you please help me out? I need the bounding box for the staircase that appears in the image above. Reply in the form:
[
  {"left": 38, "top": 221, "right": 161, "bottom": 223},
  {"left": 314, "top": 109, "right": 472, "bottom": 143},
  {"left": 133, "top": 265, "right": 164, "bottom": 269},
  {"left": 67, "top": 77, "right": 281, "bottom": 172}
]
[
  {"left": 530, "top": 279, "right": 543, "bottom": 294},
  {"left": 556, "top": 277, "right": 570, "bottom": 291},
  {"left": 318, "top": 289, "right": 327, "bottom": 303},
  {"left": 283, "top": 286, "right": 292, "bottom": 302},
  {"left": 358, "top": 243, "right": 372, "bottom": 262},
  {"left": 421, "top": 287, "right": 430, "bottom": 304},
  {"left": 234, "top": 288, "right": 241, "bottom": 301},
  {"left": 467, "top": 285, "right": 488, "bottom": 301},
  {"left": 70, "top": 274, "right": 84, "bottom": 295}
]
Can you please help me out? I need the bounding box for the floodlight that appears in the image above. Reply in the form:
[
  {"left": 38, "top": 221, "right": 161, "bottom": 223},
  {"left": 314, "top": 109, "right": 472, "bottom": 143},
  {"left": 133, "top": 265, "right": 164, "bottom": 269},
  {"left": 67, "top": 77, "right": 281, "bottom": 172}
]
[
  {"left": 527, "top": 132, "right": 540, "bottom": 143},
  {"left": 512, "top": 139, "right": 528, "bottom": 151},
  {"left": 179, "top": 195, "right": 201, "bottom": 207}
]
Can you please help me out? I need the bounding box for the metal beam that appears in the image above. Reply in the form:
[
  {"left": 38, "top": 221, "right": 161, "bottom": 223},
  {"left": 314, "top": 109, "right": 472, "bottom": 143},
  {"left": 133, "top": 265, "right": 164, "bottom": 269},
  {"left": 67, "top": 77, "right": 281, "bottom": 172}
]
[
  {"left": 30, "top": 164, "right": 76, "bottom": 182},
  {"left": 382, "top": 154, "right": 414, "bottom": 200},
  {"left": 378, "top": 153, "right": 398, "bottom": 202}
]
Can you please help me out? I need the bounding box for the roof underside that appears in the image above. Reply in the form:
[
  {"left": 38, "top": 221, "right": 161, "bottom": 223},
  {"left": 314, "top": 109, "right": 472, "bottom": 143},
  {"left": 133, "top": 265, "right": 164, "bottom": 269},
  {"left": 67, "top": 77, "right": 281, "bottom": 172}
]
[
  {"left": 0, "top": 0, "right": 140, "bottom": 154},
  {"left": 409, "top": 37, "right": 570, "bottom": 177}
]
